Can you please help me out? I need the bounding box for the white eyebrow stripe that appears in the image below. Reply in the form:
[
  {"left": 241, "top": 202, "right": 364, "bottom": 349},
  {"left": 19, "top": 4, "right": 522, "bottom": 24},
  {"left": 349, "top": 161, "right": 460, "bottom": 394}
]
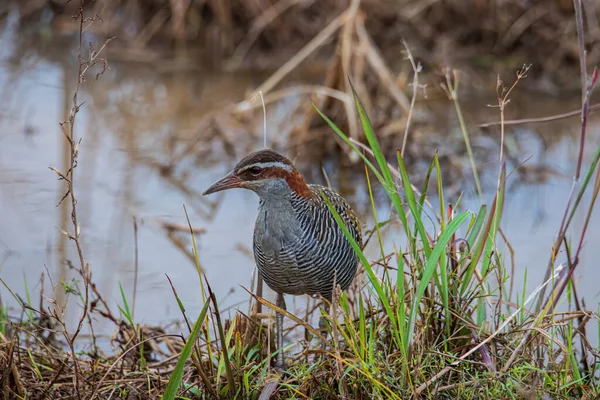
[{"left": 238, "top": 161, "right": 293, "bottom": 173}]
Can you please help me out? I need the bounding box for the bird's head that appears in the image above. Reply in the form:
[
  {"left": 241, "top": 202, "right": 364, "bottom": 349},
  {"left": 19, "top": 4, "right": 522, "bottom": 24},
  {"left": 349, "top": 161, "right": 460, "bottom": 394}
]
[{"left": 202, "top": 149, "right": 312, "bottom": 199}]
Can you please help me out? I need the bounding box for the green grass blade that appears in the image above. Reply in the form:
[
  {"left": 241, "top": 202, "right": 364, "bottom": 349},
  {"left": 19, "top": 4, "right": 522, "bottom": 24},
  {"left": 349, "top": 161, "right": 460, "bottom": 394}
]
[
  {"left": 438, "top": 240, "right": 450, "bottom": 338},
  {"left": 467, "top": 205, "right": 487, "bottom": 249},
  {"left": 312, "top": 102, "right": 384, "bottom": 183},
  {"left": 395, "top": 245, "right": 409, "bottom": 366},
  {"left": 564, "top": 145, "right": 600, "bottom": 234},
  {"left": 163, "top": 301, "right": 211, "bottom": 400},
  {"left": 348, "top": 86, "right": 414, "bottom": 249},
  {"left": 118, "top": 282, "right": 134, "bottom": 326},
  {"left": 206, "top": 280, "right": 237, "bottom": 397},
  {"left": 434, "top": 153, "right": 446, "bottom": 228},
  {"left": 27, "top": 349, "right": 44, "bottom": 381},
  {"left": 460, "top": 164, "right": 507, "bottom": 295},
  {"left": 418, "top": 156, "right": 435, "bottom": 220},
  {"left": 448, "top": 75, "right": 483, "bottom": 199},
  {"left": 407, "top": 211, "right": 471, "bottom": 347},
  {"left": 460, "top": 197, "right": 497, "bottom": 295},
  {"left": 321, "top": 191, "right": 401, "bottom": 347},
  {"left": 481, "top": 164, "right": 506, "bottom": 275},
  {"left": 183, "top": 205, "right": 215, "bottom": 368},
  {"left": 22, "top": 275, "right": 35, "bottom": 322},
  {"left": 364, "top": 165, "right": 392, "bottom": 289},
  {"left": 397, "top": 150, "right": 432, "bottom": 258},
  {"left": 358, "top": 293, "right": 367, "bottom": 361}
]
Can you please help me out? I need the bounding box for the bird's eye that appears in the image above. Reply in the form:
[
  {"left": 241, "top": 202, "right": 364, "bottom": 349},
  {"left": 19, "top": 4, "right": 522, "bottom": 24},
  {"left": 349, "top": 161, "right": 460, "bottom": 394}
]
[{"left": 250, "top": 166, "right": 262, "bottom": 175}]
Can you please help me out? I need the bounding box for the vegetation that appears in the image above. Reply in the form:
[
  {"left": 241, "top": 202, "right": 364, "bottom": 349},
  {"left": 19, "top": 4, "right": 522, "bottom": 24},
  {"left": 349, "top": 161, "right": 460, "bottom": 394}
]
[
  {"left": 9, "top": 0, "right": 599, "bottom": 83},
  {"left": 1, "top": 1, "right": 600, "bottom": 399}
]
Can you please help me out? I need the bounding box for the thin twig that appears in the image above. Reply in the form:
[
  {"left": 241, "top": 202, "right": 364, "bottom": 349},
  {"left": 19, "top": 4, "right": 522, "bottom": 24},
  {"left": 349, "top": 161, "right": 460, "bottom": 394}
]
[
  {"left": 340, "top": 0, "right": 361, "bottom": 149},
  {"left": 477, "top": 103, "right": 600, "bottom": 128},
  {"left": 536, "top": 0, "right": 599, "bottom": 310},
  {"left": 441, "top": 68, "right": 483, "bottom": 200},
  {"left": 44, "top": 3, "right": 114, "bottom": 396},
  {"left": 492, "top": 64, "right": 531, "bottom": 164},
  {"left": 132, "top": 217, "right": 139, "bottom": 319},
  {"left": 400, "top": 41, "right": 422, "bottom": 158}
]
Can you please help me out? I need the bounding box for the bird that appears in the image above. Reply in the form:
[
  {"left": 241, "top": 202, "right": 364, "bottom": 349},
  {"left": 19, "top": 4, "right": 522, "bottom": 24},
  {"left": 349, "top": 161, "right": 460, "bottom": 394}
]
[{"left": 202, "top": 149, "right": 362, "bottom": 367}]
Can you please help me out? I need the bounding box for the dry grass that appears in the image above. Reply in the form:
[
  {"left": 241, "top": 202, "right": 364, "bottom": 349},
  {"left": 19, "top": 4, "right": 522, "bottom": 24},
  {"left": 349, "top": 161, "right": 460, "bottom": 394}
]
[
  {"left": 1, "top": 1, "right": 600, "bottom": 399},
  {"left": 11, "top": 0, "right": 600, "bottom": 76}
]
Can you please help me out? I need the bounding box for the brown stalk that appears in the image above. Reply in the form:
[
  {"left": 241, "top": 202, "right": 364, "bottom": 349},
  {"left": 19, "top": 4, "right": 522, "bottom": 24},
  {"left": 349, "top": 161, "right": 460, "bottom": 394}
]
[
  {"left": 132, "top": 9, "right": 168, "bottom": 48},
  {"left": 354, "top": 14, "right": 410, "bottom": 113},
  {"left": 205, "top": 278, "right": 236, "bottom": 397},
  {"left": 400, "top": 40, "right": 421, "bottom": 158},
  {"left": 46, "top": 2, "right": 112, "bottom": 397},
  {"left": 498, "top": 228, "right": 516, "bottom": 311},
  {"left": 535, "top": 0, "right": 599, "bottom": 311},
  {"left": 468, "top": 327, "right": 495, "bottom": 373},
  {"left": 132, "top": 217, "right": 139, "bottom": 319},
  {"left": 229, "top": 0, "right": 305, "bottom": 68},
  {"left": 493, "top": 64, "right": 531, "bottom": 164},
  {"left": 562, "top": 237, "right": 591, "bottom": 373},
  {"left": 339, "top": 0, "right": 360, "bottom": 148},
  {"left": 250, "top": 4, "right": 354, "bottom": 98},
  {"left": 547, "top": 135, "right": 600, "bottom": 313},
  {"left": 235, "top": 85, "right": 351, "bottom": 114},
  {"left": 157, "top": 219, "right": 206, "bottom": 234},
  {"left": 477, "top": 103, "right": 600, "bottom": 128},
  {"left": 165, "top": 275, "right": 217, "bottom": 398}
]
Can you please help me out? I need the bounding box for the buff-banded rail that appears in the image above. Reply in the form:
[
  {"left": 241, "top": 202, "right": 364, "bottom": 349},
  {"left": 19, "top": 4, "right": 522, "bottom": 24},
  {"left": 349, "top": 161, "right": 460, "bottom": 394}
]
[{"left": 203, "top": 149, "right": 362, "bottom": 367}]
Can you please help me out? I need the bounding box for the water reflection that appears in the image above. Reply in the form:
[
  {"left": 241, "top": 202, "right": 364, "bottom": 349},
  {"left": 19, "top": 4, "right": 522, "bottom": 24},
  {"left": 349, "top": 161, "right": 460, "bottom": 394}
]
[{"left": 0, "top": 21, "right": 599, "bottom": 343}]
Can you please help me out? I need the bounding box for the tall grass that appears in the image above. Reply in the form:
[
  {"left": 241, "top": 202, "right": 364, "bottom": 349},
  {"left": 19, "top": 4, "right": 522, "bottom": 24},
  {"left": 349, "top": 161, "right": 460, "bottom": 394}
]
[
  {"left": 2, "top": 84, "right": 599, "bottom": 398},
  {"left": 2, "top": 0, "right": 599, "bottom": 397},
  {"left": 146, "top": 83, "right": 600, "bottom": 398}
]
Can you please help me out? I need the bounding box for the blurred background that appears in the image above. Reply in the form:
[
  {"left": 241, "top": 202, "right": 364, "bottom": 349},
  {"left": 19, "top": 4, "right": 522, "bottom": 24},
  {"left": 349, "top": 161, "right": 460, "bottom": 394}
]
[{"left": 0, "top": 0, "right": 599, "bottom": 340}]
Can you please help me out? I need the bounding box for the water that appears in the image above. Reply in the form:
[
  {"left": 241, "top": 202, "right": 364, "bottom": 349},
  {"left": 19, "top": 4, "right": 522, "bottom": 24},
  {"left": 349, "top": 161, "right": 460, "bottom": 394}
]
[{"left": 0, "top": 17, "right": 599, "bottom": 344}]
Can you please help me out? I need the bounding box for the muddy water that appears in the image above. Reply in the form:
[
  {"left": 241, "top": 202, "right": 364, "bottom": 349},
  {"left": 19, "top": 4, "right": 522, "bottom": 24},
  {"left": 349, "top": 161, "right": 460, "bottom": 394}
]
[{"left": 0, "top": 29, "right": 599, "bottom": 343}]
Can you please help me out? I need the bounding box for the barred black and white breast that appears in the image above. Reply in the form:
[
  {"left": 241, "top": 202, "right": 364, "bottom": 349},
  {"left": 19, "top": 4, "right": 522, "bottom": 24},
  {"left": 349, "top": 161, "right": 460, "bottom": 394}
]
[{"left": 253, "top": 184, "right": 362, "bottom": 300}]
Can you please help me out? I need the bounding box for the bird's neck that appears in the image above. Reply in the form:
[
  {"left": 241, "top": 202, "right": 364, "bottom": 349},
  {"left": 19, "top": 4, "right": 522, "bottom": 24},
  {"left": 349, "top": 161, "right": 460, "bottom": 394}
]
[
  {"left": 284, "top": 170, "right": 312, "bottom": 199},
  {"left": 251, "top": 170, "right": 312, "bottom": 202},
  {"left": 256, "top": 176, "right": 312, "bottom": 210}
]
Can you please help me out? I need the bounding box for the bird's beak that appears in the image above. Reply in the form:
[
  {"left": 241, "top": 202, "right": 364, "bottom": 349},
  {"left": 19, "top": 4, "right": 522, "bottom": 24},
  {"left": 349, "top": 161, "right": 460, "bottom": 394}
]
[{"left": 202, "top": 171, "right": 243, "bottom": 195}]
